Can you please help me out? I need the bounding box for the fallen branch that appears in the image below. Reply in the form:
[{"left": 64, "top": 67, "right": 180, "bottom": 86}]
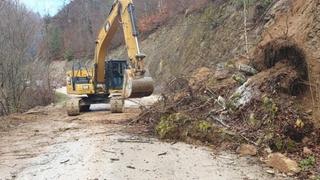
[
  {"left": 209, "top": 115, "right": 230, "bottom": 128},
  {"left": 117, "top": 138, "right": 153, "bottom": 144},
  {"left": 208, "top": 114, "right": 258, "bottom": 146},
  {"left": 205, "top": 87, "right": 218, "bottom": 97},
  {"left": 183, "top": 97, "right": 215, "bottom": 113},
  {"left": 240, "top": 134, "right": 258, "bottom": 146},
  {"left": 24, "top": 110, "right": 48, "bottom": 115}
]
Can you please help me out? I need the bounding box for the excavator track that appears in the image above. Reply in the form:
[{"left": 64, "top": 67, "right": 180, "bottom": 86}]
[
  {"left": 110, "top": 96, "right": 124, "bottom": 113},
  {"left": 66, "top": 98, "right": 81, "bottom": 116}
]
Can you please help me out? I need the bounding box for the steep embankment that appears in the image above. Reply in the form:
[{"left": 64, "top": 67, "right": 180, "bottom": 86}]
[{"left": 108, "top": 0, "right": 266, "bottom": 88}]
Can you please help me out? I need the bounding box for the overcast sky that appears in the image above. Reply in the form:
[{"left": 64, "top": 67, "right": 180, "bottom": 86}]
[{"left": 19, "top": 0, "right": 71, "bottom": 16}]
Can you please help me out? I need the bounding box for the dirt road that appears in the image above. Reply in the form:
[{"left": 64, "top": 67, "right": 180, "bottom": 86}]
[{"left": 0, "top": 96, "right": 285, "bottom": 180}]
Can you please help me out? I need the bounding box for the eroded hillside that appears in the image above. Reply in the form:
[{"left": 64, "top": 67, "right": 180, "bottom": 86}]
[
  {"left": 253, "top": 0, "right": 320, "bottom": 123},
  {"left": 108, "top": 0, "right": 271, "bottom": 88}
]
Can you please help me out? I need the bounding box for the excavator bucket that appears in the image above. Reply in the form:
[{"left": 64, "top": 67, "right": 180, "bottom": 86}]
[{"left": 123, "top": 70, "right": 154, "bottom": 98}]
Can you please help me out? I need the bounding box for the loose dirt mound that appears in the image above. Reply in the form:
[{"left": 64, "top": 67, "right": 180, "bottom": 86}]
[{"left": 254, "top": 38, "right": 308, "bottom": 95}]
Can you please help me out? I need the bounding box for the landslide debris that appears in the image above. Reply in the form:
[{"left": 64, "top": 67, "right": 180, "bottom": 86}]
[
  {"left": 134, "top": 38, "right": 320, "bottom": 177},
  {"left": 131, "top": 0, "right": 320, "bottom": 177}
]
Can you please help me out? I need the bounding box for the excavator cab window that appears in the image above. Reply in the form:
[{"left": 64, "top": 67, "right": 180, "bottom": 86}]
[{"left": 105, "top": 60, "right": 128, "bottom": 90}]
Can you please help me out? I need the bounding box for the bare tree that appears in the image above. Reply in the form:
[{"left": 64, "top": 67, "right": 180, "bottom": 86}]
[
  {"left": 158, "top": 0, "right": 162, "bottom": 13},
  {"left": 0, "top": 0, "right": 49, "bottom": 115},
  {"left": 243, "top": 0, "right": 249, "bottom": 59}
]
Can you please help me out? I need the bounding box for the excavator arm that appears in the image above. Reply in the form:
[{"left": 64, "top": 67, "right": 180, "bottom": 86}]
[{"left": 94, "top": 0, "right": 153, "bottom": 98}]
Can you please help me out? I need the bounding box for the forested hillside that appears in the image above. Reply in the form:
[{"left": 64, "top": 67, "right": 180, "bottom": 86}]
[
  {"left": 0, "top": 1, "right": 53, "bottom": 115},
  {"left": 45, "top": 0, "right": 209, "bottom": 60}
]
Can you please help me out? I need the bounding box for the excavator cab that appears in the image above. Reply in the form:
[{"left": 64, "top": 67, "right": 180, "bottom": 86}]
[{"left": 105, "top": 60, "right": 128, "bottom": 91}]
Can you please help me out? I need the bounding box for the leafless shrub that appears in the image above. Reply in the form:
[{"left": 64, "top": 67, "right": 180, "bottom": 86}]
[
  {"left": 20, "top": 60, "right": 55, "bottom": 111},
  {"left": 0, "top": 0, "right": 54, "bottom": 115}
]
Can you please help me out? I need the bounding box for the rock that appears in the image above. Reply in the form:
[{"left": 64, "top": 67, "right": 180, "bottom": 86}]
[
  {"left": 215, "top": 69, "right": 229, "bottom": 80},
  {"left": 302, "top": 137, "right": 311, "bottom": 144},
  {"left": 216, "top": 96, "right": 226, "bottom": 109},
  {"left": 236, "top": 144, "right": 257, "bottom": 156},
  {"left": 232, "top": 73, "right": 247, "bottom": 85},
  {"left": 265, "top": 147, "right": 272, "bottom": 154},
  {"left": 173, "top": 92, "right": 189, "bottom": 102},
  {"left": 262, "top": 147, "right": 272, "bottom": 157},
  {"left": 238, "top": 64, "right": 258, "bottom": 75},
  {"left": 266, "top": 153, "right": 300, "bottom": 173},
  {"left": 189, "top": 67, "right": 212, "bottom": 89},
  {"left": 126, "top": 165, "right": 136, "bottom": 169},
  {"left": 215, "top": 63, "right": 230, "bottom": 80},
  {"left": 110, "top": 158, "right": 120, "bottom": 162},
  {"left": 303, "top": 147, "right": 313, "bottom": 155},
  {"left": 306, "top": 109, "right": 313, "bottom": 115},
  {"left": 295, "top": 119, "right": 305, "bottom": 129},
  {"left": 230, "top": 82, "right": 259, "bottom": 108},
  {"left": 266, "top": 169, "right": 275, "bottom": 174}
]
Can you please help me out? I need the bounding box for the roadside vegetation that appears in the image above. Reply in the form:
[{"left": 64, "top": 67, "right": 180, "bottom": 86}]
[
  {"left": 0, "top": 1, "right": 55, "bottom": 116},
  {"left": 54, "top": 92, "right": 70, "bottom": 105}
]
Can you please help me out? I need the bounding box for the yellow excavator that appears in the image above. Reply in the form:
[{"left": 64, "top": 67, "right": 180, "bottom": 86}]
[{"left": 65, "top": 0, "right": 154, "bottom": 116}]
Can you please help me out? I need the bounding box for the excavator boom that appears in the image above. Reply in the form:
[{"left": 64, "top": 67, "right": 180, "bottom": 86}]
[{"left": 94, "top": 0, "right": 154, "bottom": 98}]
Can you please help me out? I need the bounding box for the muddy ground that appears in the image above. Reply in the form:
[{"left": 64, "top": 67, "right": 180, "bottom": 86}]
[{"left": 0, "top": 96, "right": 289, "bottom": 180}]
